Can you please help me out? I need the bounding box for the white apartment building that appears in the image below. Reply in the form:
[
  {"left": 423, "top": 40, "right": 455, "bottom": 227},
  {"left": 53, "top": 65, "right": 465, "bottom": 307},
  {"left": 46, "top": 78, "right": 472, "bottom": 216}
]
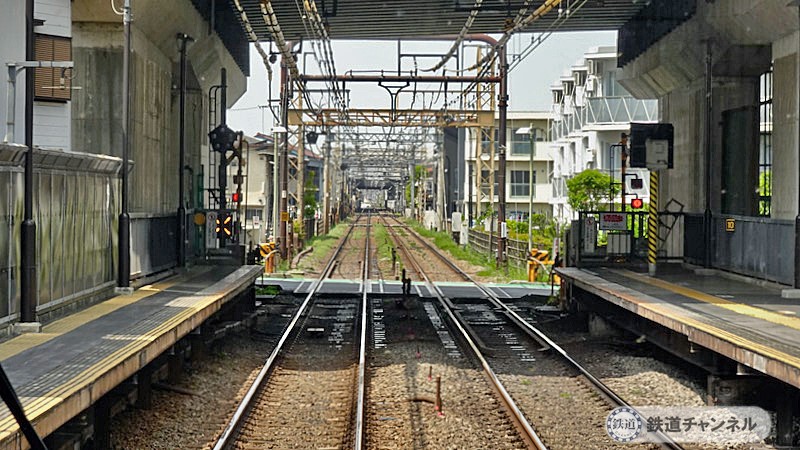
[
  {"left": 463, "top": 111, "right": 554, "bottom": 225},
  {"left": 550, "top": 46, "right": 659, "bottom": 222}
]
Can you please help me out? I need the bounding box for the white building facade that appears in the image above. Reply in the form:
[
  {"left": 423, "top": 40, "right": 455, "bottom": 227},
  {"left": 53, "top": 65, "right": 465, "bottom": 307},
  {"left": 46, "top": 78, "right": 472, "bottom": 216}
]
[
  {"left": 1, "top": 0, "right": 73, "bottom": 150},
  {"left": 549, "top": 46, "right": 659, "bottom": 222},
  {"left": 463, "top": 111, "right": 554, "bottom": 225}
]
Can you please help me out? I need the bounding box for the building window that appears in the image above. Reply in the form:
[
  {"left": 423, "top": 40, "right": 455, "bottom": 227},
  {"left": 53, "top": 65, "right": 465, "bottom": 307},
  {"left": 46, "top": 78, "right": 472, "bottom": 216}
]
[
  {"left": 510, "top": 170, "right": 533, "bottom": 197},
  {"left": 480, "top": 169, "right": 498, "bottom": 196},
  {"left": 758, "top": 67, "right": 772, "bottom": 216},
  {"left": 34, "top": 34, "right": 72, "bottom": 102},
  {"left": 511, "top": 130, "right": 532, "bottom": 156},
  {"left": 246, "top": 208, "right": 261, "bottom": 221}
]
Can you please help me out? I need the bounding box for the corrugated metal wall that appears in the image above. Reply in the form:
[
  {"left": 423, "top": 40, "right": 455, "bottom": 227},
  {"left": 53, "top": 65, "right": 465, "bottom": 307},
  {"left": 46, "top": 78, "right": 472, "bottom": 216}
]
[
  {"left": 130, "top": 214, "right": 177, "bottom": 278},
  {"left": 0, "top": 166, "right": 118, "bottom": 321},
  {"left": 684, "top": 213, "right": 793, "bottom": 284}
]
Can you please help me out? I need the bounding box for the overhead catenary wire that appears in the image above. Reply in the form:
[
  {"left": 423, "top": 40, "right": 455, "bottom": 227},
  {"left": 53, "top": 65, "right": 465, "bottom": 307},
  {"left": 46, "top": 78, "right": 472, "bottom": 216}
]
[
  {"left": 233, "top": 0, "right": 274, "bottom": 81},
  {"left": 455, "top": 0, "right": 584, "bottom": 105},
  {"left": 463, "top": 0, "right": 565, "bottom": 72},
  {"left": 110, "top": 0, "right": 123, "bottom": 15},
  {"left": 258, "top": 0, "right": 301, "bottom": 81},
  {"left": 421, "top": 0, "right": 484, "bottom": 73},
  {"left": 508, "top": 0, "right": 589, "bottom": 72}
]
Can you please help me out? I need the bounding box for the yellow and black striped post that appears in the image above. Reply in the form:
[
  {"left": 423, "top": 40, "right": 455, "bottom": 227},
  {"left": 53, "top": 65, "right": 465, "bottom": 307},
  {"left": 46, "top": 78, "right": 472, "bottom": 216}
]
[{"left": 648, "top": 170, "right": 659, "bottom": 275}]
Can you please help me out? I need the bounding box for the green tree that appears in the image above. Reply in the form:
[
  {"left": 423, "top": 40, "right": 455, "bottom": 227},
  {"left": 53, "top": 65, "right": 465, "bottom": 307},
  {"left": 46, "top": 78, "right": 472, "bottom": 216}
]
[
  {"left": 759, "top": 170, "right": 771, "bottom": 216},
  {"left": 404, "top": 165, "right": 427, "bottom": 207},
  {"left": 303, "top": 170, "right": 318, "bottom": 219},
  {"left": 566, "top": 169, "right": 619, "bottom": 212}
]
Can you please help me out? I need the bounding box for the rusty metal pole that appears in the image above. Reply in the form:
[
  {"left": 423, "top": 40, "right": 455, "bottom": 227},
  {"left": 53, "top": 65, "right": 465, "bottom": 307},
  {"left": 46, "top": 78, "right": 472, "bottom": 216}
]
[
  {"left": 279, "top": 60, "right": 289, "bottom": 260},
  {"left": 496, "top": 44, "right": 508, "bottom": 268},
  {"left": 435, "top": 375, "right": 443, "bottom": 416}
]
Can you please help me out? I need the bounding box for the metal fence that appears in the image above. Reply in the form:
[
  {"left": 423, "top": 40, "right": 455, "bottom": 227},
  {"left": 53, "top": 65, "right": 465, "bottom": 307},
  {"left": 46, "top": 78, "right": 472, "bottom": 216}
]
[
  {"left": 130, "top": 214, "right": 178, "bottom": 279},
  {"left": 573, "top": 210, "right": 685, "bottom": 265},
  {"left": 468, "top": 229, "right": 531, "bottom": 268},
  {"left": 683, "top": 213, "right": 794, "bottom": 285},
  {"left": 571, "top": 209, "right": 794, "bottom": 284},
  {"left": 1, "top": 166, "right": 119, "bottom": 322}
]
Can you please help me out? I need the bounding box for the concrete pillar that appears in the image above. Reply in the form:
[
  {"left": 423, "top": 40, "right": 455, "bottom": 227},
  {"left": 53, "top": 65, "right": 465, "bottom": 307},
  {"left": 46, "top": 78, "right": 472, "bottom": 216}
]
[
  {"left": 587, "top": 313, "right": 621, "bottom": 338},
  {"left": 167, "top": 346, "right": 182, "bottom": 385},
  {"left": 190, "top": 326, "right": 208, "bottom": 363},
  {"left": 775, "top": 390, "right": 799, "bottom": 446},
  {"left": 135, "top": 364, "right": 155, "bottom": 409},
  {"left": 92, "top": 395, "right": 112, "bottom": 450}
]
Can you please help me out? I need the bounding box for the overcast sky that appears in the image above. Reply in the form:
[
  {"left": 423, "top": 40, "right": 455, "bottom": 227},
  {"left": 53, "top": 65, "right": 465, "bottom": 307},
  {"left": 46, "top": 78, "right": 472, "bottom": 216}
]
[{"left": 228, "top": 31, "right": 616, "bottom": 137}]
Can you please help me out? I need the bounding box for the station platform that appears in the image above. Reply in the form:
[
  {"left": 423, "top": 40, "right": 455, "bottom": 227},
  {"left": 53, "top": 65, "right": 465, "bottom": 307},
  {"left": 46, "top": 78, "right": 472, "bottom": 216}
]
[
  {"left": 557, "top": 264, "right": 800, "bottom": 389},
  {"left": 0, "top": 264, "right": 262, "bottom": 450},
  {"left": 258, "top": 277, "right": 554, "bottom": 299}
]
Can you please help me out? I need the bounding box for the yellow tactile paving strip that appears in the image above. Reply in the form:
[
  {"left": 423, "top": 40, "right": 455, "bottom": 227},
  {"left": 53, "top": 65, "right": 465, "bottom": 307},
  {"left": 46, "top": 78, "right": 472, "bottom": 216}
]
[
  {"left": 0, "top": 266, "right": 260, "bottom": 449},
  {"left": 0, "top": 269, "right": 211, "bottom": 362},
  {"left": 560, "top": 268, "right": 800, "bottom": 388},
  {"left": 613, "top": 269, "right": 800, "bottom": 332}
]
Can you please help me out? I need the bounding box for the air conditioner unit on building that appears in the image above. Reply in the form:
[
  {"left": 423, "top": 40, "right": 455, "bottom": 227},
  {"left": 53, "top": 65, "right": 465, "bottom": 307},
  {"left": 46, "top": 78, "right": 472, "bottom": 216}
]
[
  {"left": 587, "top": 60, "right": 596, "bottom": 75},
  {"left": 586, "top": 76, "right": 597, "bottom": 92}
]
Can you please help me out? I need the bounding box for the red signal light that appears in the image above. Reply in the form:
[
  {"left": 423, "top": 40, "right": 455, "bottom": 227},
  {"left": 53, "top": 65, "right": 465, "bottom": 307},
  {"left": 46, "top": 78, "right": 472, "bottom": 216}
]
[
  {"left": 631, "top": 198, "right": 644, "bottom": 209},
  {"left": 232, "top": 192, "right": 241, "bottom": 203}
]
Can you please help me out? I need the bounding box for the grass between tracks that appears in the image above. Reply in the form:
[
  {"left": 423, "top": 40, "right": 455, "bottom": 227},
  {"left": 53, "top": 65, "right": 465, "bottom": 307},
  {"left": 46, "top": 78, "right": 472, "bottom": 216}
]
[
  {"left": 293, "top": 220, "right": 352, "bottom": 274},
  {"left": 405, "top": 219, "right": 527, "bottom": 282},
  {"left": 371, "top": 223, "right": 394, "bottom": 262}
]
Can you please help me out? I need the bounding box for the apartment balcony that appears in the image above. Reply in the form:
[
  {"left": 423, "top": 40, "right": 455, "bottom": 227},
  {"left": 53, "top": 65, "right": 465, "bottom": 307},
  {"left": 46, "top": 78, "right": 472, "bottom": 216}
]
[
  {"left": 475, "top": 141, "right": 554, "bottom": 162},
  {"left": 550, "top": 96, "right": 659, "bottom": 140},
  {"left": 508, "top": 141, "right": 553, "bottom": 161},
  {"left": 584, "top": 96, "right": 659, "bottom": 129}
]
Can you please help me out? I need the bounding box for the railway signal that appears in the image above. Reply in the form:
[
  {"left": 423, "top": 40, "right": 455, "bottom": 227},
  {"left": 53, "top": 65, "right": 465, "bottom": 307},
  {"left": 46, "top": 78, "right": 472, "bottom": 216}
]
[
  {"left": 215, "top": 213, "right": 233, "bottom": 239},
  {"left": 208, "top": 124, "right": 238, "bottom": 153},
  {"left": 631, "top": 198, "right": 644, "bottom": 209}
]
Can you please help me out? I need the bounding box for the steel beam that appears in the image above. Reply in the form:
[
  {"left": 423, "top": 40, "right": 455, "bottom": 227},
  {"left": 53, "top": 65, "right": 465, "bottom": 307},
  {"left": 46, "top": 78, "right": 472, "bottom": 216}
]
[
  {"left": 288, "top": 109, "right": 494, "bottom": 128},
  {"left": 300, "top": 74, "right": 501, "bottom": 83}
]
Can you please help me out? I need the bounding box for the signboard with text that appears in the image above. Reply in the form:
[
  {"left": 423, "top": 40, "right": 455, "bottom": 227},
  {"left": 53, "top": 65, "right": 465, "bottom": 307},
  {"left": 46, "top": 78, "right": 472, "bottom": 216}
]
[{"left": 599, "top": 212, "right": 628, "bottom": 231}]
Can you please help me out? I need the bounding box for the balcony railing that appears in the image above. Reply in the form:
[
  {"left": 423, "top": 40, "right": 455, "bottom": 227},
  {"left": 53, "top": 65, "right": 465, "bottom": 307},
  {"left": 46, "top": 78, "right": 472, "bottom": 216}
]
[
  {"left": 511, "top": 141, "right": 533, "bottom": 155},
  {"left": 585, "top": 96, "right": 658, "bottom": 125},
  {"left": 550, "top": 96, "right": 659, "bottom": 140}
]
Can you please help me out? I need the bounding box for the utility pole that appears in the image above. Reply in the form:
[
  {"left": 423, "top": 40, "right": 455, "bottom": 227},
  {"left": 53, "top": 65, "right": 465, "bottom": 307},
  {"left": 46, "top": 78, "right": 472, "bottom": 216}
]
[
  {"left": 496, "top": 44, "right": 508, "bottom": 268},
  {"left": 438, "top": 130, "right": 446, "bottom": 230},
  {"left": 409, "top": 162, "right": 415, "bottom": 220},
  {"left": 116, "top": 0, "right": 132, "bottom": 293},
  {"left": 218, "top": 68, "right": 228, "bottom": 247},
  {"left": 279, "top": 59, "right": 289, "bottom": 260},
  {"left": 529, "top": 127, "right": 535, "bottom": 251},
  {"left": 323, "top": 131, "right": 331, "bottom": 233},
  {"left": 176, "top": 33, "right": 193, "bottom": 267},
  {"left": 703, "top": 41, "right": 713, "bottom": 268},
  {"left": 793, "top": 0, "right": 800, "bottom": 289},
  {"left": 20, "top": 0, "right": 37, "bottom": 322}
]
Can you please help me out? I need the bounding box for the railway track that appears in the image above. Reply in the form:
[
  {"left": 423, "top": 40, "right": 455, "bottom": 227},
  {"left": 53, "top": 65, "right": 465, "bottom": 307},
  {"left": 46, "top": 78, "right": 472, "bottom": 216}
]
[
  {"left": 213, "top": 215, "right": 371, "bottom": 449},
  {"left": 380, "top": 214, "right": 684, "bottom": 450},
  {"left": 379, "top": 214, "right": 544, "bottom": 449}
]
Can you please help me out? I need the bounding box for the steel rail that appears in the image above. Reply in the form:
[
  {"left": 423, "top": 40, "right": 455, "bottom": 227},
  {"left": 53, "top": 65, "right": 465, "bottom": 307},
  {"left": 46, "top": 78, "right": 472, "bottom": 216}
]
[
  {"left": 213, "top": 215, "right": 365, "bottom": 450},
  {"left": 353, "top": 213, "right": 370, "bottom": 449},
  {"left": 380, "top": 215, "right": 546, "bottom": 450},
  {"left": 394, "top": 217, "right": 684, "bottom": 450}
]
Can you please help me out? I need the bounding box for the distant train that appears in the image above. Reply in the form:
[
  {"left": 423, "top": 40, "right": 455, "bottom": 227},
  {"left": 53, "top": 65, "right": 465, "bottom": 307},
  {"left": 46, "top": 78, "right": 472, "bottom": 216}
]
[{"left": 355, "top": 200, "right": 392, "bottom": 213}]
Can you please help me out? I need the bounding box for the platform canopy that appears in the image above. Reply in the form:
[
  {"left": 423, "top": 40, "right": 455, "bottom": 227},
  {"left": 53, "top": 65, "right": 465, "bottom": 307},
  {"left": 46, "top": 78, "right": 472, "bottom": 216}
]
[{"left": 231, "top": 0, "right": 647, "bottom": 40}]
